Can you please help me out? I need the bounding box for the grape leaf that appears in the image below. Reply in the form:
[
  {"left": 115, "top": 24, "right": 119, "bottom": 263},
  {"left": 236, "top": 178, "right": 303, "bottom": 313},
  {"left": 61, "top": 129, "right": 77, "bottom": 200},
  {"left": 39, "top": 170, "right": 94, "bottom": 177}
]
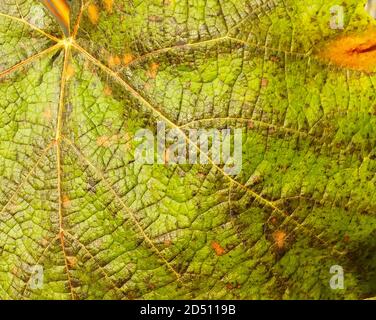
[{"left": 0, "top": 0, "right": 375, "bottom": 300}]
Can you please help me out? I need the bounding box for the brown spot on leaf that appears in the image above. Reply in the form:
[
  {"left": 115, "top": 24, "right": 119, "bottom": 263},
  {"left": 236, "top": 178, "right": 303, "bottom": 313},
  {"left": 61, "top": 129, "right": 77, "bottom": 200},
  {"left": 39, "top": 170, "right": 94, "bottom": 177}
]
[
  {"left": 270, "top": 56, "right": 280, "bottom": 63},
  {"left": 163, "top": 148, "right": 170, "bottom": 165},
  {"left": 148, "top": 15, "right": 163, "bottom": 22},
  {"left": 250, "top": 175, "right": 262, "bottom": 185},
  {"left": 270, "top": 216, "right": 278, "bottom": 225},
  {"left": 147, "top": 282, "right": 156, "bottom": 290},
  {"left": 268, "top": 127, "right": 276, "bottom": 134},
  {"left": 66, "top": 256, "right": 77, "bottom": 268},
  {"left": 11, "top": 266, "right": 19, "bottom": 275},
  {"left": 40, "top": 238, "right": 50, "bottom": 247},
  {"left": 320, "top": 28, "right": 376, "bottom": 72},
  {"left": 211, "top": 241, "right": 225, "bottom": 256},
  {"left": 164, "top": 239, "right": 172, "bottom": 247}
]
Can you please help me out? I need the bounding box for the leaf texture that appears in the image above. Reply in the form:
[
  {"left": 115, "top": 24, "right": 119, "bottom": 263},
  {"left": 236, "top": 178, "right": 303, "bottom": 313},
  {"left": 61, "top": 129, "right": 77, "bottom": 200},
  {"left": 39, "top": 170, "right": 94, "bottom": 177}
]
[{"left": 0, "top": 0, "right": 375, "bottom": 300}]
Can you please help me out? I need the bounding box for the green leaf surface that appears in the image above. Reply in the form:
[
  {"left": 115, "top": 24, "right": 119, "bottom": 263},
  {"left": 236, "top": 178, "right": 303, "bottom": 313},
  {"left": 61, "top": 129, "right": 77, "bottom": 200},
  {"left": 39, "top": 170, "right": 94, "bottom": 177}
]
[{"left": 0, "top": 0, "right": 375, "bottom": 300}]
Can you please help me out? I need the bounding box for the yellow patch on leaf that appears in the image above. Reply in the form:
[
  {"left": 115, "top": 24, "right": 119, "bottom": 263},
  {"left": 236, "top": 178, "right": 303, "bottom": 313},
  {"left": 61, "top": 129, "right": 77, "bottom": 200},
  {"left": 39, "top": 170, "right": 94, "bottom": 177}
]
[
  {"left": 108, "top": 55, "right": 121, "bottom": 68},
  {"left": 97, "top": 135, "right": 111, "bottom": 147},
  {"left": 40, "top": 238, "right": 50, "bottom": 247},
  {"left": 11, "top": 267, "right": 19, "bottom": 276},
  {"left": 62, "top": 194, "right": 71, "bottom": 208},
  {"left": 103, "top": 0, "right": 114, "bottom": 13},
  {"left": 211, "top": 241, "right": 225, "bottom": 256},
  {"left": 104, "top": 85, "right": 112, "bottom": 96},
  {"left": 42, "top": 107, "right": 52, "bottom": 121},
  {"left": 96, "top": 134, "right": 122, "bottom": 147},
  {"left": 88, "top": 4, "right": 100, "bottom": 25},
  {"left": 66, "top": 63, "right": 75, "bottom": 79},
  {"left": 123, "top": 53, "right": 134, "bottom": 65},
  {"left": 320, "top": 29, "right": 376, "bottom": 72}
]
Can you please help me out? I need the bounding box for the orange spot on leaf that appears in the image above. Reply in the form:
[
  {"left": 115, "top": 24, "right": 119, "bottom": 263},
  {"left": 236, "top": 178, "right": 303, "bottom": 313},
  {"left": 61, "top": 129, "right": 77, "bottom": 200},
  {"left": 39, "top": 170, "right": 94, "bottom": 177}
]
[
  {"left": 97, "top": 136, "right": 111, "bottom": 147},
  {"left": 211, "top": 241, "right": 225, "bottom": 256},
  {"left": 108, "top": 55, "right": 121, "bottom": 68},
  {"left": 147, "top": 62, "right": 159, "bottom": 79},
  {"left": 88, "top": 4, "right": 100, "bottom": 25},
  {"left": 123, "top": 53, "right": 134, "bottom": 65},
  {"left": 66, "top": 64, "right": 75, "bottom": 79},
  {"left": 62, "top": 194, "right": 71, "bottom": 208},
  {"left": 104, "top": 85, "right": 113, "bottom": 96},
  {"left": 164, "top": 239, "right": 172, "bottom": 247},
  {"left": 42, "top": 107, "right": 52, "bottom": 121},
  {"left": 11, "top": 267, "right": 19, "bottom": 276},
  {"left": 96, "top": 134, "right": 122, "bottom": 147},
  {"left": 103, "top": 0, "right": 114, "bottom": 13},
  {"left": 273, "top": 230, "right": 286, "bottom": 249},
  {"left": 320, "top": 28, "right": 376, "bottom": 72}
]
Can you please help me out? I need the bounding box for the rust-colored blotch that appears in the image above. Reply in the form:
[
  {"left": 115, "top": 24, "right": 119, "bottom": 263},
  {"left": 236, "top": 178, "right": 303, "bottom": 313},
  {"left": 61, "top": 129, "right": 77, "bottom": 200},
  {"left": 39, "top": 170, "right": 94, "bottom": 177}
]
[
  {"left": 320, "top": 29, "right": 376, "bottom": 72},
  {"left": 273, "top": 230, "right": 286, "bottom": 249},
  {"left": 211, "top": 241, "right": 225, "bottom": 256}
]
